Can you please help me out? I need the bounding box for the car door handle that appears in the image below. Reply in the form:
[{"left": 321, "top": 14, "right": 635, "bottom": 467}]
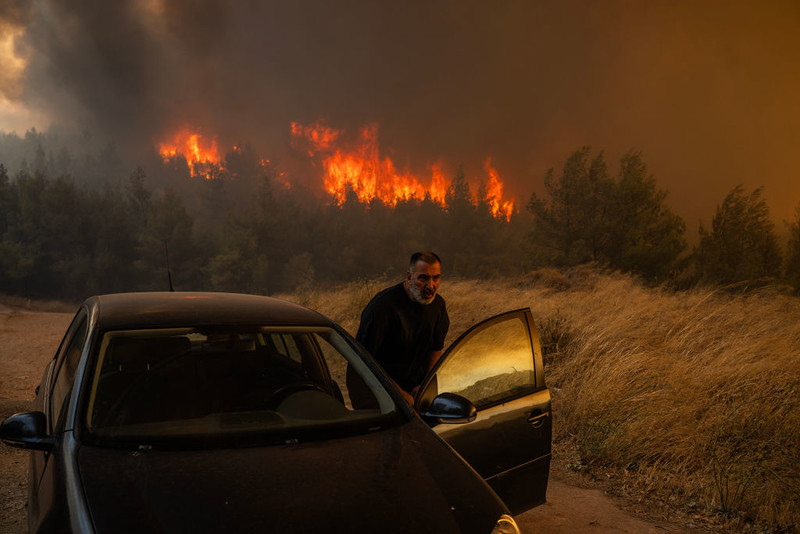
[{"left": 527, "top": 411, "right": 550, "bottom": 428}]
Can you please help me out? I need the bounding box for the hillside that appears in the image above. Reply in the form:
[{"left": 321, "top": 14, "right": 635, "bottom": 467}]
[{"left": 282, "top": 268, "right": 800, "bottom": 531}]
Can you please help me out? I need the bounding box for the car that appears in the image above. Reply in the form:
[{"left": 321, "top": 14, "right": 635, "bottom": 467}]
[{"left": 0, "top": 292, "right": 551, "bottom": 533}]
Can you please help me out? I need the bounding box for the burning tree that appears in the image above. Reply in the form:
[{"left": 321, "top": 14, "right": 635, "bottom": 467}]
[
  {"left": 290, "top": 121, "right": 515, "bottom": 220},
  {"left": 158, "top": 128, "right": 224, "bottom": 180}
]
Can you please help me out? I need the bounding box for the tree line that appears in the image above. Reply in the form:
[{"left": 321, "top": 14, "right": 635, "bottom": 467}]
[
  {"left": 0, "top": 146, "right": 525, "bottom": 300},
  {"left": 1, "top": 132, "right": 799, "bottom": 301},
  {"left": 527, "top": 147, "right": 798, "bottom": 289}
]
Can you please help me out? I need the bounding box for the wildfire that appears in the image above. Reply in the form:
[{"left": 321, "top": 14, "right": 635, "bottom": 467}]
[
  {"left": 292, "top": 121, "right": 446, "bottom": 206},
  {"left": 155, "top": 122, "right": 516, "bottom": 221},
  {"left": 291, "top": 121, "right": 514, "bottom": 219},
  {"left": 484, "top": 159, "right": 514, "bottom": 221},
  {"left": 159, "top": 128, "right": 223, "bottom": 179},
  {"left": 290, "top": 122, "right": 341, "bottom": 156}
]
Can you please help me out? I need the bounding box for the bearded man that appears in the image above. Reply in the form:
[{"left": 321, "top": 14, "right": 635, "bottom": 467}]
[{"left": 354, "top": 252, "right": 449, "bottom": 406}]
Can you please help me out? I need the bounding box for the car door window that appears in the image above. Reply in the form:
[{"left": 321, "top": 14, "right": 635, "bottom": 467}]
[
  {"left": 434, "top": 312, "right": 536, "bottom": 409},
  {"left": 51, "top": 312, "right": 89, "bottom": 430},
  {"left": 418, "top": 309, "right": 551, "bottom": 514}
]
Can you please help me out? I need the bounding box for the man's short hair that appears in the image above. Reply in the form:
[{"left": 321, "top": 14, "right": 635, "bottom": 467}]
[{"left": 409, "top": 251, "right": 441, "bottom": 271}]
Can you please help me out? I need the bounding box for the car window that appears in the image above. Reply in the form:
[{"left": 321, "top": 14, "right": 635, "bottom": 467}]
[
  {"left": 84, "top": 326, "right": 400, "bottom": 447},
  {"left": 311, "top": 330, "right": 394, "bottom": 412},
  {"left": 435, "top": 313, "right": 535, "bottom": 409},
  {"left": 267, "top": 333, "right": 303, "bottom": 364},
  {"left": 51, "top": 312, "right": 89, "bottom": 430}
]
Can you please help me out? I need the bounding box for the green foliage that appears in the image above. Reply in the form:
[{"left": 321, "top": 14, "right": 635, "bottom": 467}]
[
  {"left": 0, "top": 127, "right": 125, "bottom": 186},
  {"left": 136, "top": 188, "right": 200, "bottom": 291},
  {"left": 527, "top": 148, "right": 686, "bottom": 280},
  {"left": 695, "top": 186, "right": 782, "bottom": 285},
  {"left": 205, "top": 221, "right": 262, "bottom": 292},
  {"left": 785, "top": 203, "right": 800, "bottom": 291},
  {"left": 0, "top": 165, "right": 13, "bottom": 246},
  {"left": 527, "top": 148, "right": 611, "bottom": 265},
  {"left": 445, "top": 165, "right": 473, "bottom": 216},
  {"left": 604, "top": 151, "right": 686, "bottom": 279}
]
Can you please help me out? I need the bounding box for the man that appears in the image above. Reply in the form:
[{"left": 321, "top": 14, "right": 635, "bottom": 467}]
[{"left": 355, "top": 252, "right": 449, "bottom": 406}]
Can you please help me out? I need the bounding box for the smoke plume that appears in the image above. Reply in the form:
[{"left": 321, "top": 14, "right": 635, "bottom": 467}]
[{"left": 4, "top": 0, "right": 800, "bottom": 223}]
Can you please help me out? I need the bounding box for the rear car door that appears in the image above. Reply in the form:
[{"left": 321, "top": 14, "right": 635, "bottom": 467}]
[{"left": 415, "top": 308, "right": 551, "bottom": 514}]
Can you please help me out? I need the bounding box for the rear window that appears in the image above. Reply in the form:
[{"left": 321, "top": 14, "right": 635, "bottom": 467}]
[{"left": 83, "top": 326, "right": 401, "bottom": 448}]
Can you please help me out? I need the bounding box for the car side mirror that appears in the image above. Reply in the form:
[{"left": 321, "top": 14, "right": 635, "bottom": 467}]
[
  {"left": 419, "top": 392, "right": 477, "bottom": 424},
  {"left": 0, "top": 411, "right": 54, "bottom": 451}
]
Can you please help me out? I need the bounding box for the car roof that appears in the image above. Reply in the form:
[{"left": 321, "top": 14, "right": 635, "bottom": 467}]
[{"left": 85, "top": 292, "right": 334, "bottom": 330}]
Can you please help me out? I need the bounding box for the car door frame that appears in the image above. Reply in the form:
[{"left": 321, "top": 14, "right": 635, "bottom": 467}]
[
  {"left": 414, "top": 308, "right": 551, "bottom": 514},
  {"left": 28, "top": 307, "right": 91, "bottom": 531}
]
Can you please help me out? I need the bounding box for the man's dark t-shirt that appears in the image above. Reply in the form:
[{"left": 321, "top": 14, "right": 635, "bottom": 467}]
[{"left": 356, "top": 282, "right": 449, "bottom": 392}]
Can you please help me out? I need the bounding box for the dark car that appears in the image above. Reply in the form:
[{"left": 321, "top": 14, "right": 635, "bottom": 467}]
[{"left": 0, "top": 292, "right": 551, "bottom": 533}]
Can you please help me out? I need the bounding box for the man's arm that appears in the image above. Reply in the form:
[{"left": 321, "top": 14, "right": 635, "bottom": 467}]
[
  {"left": 410, "top": 350, "right": 444, "bottom": 399},
  {"left": 394, "top": 381, "right": 416, "bottom": 407},
  {"left": 427, "top": 350, "right": 443, "bottom": 372}
]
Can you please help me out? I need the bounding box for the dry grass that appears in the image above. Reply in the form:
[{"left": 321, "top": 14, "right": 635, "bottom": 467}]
[
  {"left": 280, "top": 268, "right": 800, "bottom": 532},
  {"left": 539, "top": 275, "right": 800, "bottom": 531}
]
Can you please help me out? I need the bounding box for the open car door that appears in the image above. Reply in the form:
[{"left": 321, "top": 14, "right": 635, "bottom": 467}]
[{"left": 415, "top": 308, "right": 551, "bottom": 514}]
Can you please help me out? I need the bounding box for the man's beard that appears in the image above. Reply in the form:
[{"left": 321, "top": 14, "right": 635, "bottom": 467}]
[{"left": 409, "top": 283, "right": 436, "bottom": 305}]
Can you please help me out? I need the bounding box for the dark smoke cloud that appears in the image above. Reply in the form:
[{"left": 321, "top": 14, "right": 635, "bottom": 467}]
[{"left": 7, "top": 0, "right": 800, "bottom": 224}]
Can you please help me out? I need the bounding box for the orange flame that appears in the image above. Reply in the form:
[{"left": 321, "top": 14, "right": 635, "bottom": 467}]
[
  {"left": 291, "top": 122, "right": 341, "bottom": 156},
  {"left": 322, "top": 124, "right": 440, "bottom": 205},
  {"left": 484, "top": 158, "right": 514, "bottom": 221},
  {"left": 159, "top": 128, "right": 222, "bottom": 179},
  {"left": 293, "top": 122, "right": 439, "bottom": 206},
  {"left": 292, "top": 121, "right": 512, "bottom": 215},
  {"left": 429, "top": 164, "right": 447, "bottom": 205}
]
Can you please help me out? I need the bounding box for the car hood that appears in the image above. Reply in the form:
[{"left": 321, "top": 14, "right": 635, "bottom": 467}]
[{"left": 78, "top": 419, "right": 505, "bottom": 534}]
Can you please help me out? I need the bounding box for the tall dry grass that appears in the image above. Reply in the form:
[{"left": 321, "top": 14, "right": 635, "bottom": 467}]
[{"left": 280, "top": 267, "right": 800, "bottom": 531}]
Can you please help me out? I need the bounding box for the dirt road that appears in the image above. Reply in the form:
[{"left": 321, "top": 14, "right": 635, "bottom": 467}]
[{"left": 0, "top": 309, "right": 691, "bottom": 533}]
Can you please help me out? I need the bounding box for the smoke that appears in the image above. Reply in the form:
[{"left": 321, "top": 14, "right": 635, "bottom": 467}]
[
  {"left": 0, "top": 1, "right": 30, "bottom": 102},
  {"left": 5, "top": 0, "right": 800, "bottom": 223},
  {"left": 16, "top": 1, "right": 199, "bottom": 145}
]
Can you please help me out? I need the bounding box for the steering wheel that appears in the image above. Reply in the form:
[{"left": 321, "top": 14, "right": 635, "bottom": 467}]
[{"left": 266, "top": 381, "right": 325, "bottom": 410}]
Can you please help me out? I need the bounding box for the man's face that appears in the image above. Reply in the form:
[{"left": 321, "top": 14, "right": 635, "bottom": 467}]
[{"left": 406, "top": 261, "right": 441, "bottom": 305}]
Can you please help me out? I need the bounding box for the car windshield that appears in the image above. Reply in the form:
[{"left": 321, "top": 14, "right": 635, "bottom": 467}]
[{"left": 84, "top": 326, "right": 400, "bottom": 447}]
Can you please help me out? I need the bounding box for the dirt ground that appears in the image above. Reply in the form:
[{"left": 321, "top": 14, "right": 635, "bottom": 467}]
[{"left": 0, "top": 308, "right": 695, "bottom": 533}]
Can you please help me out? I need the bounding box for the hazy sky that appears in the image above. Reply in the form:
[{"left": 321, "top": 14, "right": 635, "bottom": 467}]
[{"left": 2, "top": 0, "right": 799, "bottom": 227}]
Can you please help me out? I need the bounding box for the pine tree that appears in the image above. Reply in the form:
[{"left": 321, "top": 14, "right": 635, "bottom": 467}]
[{"left": 696, "top": 186, "right": 782, "bottom": 285}]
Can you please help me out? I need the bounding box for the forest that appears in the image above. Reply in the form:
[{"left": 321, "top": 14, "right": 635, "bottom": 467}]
[{"left": 1, "top": 128, "right": 799, "bottom": 302}]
